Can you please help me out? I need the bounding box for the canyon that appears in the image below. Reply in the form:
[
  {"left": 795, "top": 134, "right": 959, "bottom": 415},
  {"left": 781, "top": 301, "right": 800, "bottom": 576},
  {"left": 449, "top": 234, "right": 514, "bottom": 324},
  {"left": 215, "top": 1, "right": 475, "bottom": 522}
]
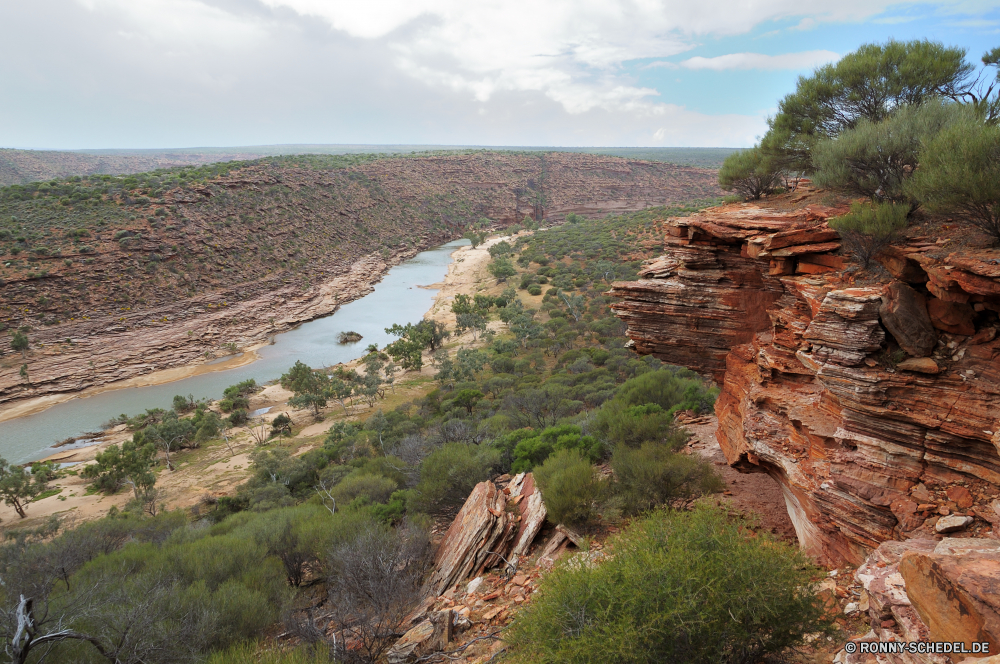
[
  {"left": 610, "top": 187, "right": 1000, "bottom": 565},
  {"left": 0, "top": 151, "right": 719, "bottom": 413}
]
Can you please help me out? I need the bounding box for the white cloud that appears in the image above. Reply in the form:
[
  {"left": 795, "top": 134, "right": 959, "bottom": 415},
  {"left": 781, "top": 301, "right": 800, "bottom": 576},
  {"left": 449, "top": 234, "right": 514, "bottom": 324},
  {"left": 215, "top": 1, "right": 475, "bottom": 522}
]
[
  {"left": 3, "top": 0, "right": 997, "bottom": 149},
  {"left": 252, "top": 0, "right": 903, "bottom": 115},
  {"left": 680, "top": 50, "right": 841, "bottom": 71}
]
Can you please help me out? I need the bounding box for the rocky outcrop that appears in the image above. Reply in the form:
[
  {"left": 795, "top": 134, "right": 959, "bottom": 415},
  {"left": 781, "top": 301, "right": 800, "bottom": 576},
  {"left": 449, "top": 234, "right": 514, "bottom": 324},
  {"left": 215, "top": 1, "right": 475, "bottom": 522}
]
[
  {"left": 609, "top": 197, "right": 1000, "bottom": 565},
  {"left": 843, "top": 538, "right": 1000, "bottom": 663},
  {"left": 424, "top": 473, "right": 547, "bottom": 597}
]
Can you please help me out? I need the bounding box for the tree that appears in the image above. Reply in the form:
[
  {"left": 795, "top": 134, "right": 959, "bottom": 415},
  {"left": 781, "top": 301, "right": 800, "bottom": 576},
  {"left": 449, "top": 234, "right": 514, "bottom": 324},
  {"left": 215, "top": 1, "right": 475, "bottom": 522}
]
[
  {"left": 463, "top": 230, "right": 485, "bottom": 248},
  {"left": 812, "top": 100, "right": 963, "bottom": 205},
  {"left": 327, "top": 377, "right": 354, "bottom": 413},
  {"left": 717, "top": 147, "right": 783, "bottom": 200},
  {"left": 764, "top": 39, "right": 975, "bottom": 170},
  {"left": 828, "top": 202, "right": 909, "bottom": 269},
  {"left": 135, "top": 413, "right": 197, "bottom": 471},
  {"left": 487, "top": 240, "right": 513, "bottom": 258},
  {"left": 321, "top": 524, "right": 431, "bottom": 664},
  {"left": 18, "top": 364, "right": 28, "bottom": 383},
  {"left": 280, "top": 360, "right": 324, "bottom": 395},
  {"left": 289, "top": 392, "right": 327, "bottom": 416},
  {"left": 0, "top": 458, "right": 51, "bottom": 519},
  {"left": 488, "top": 256, "right": 517, "bottom": 283},
  {"left": 81, "top": 439, "right": 156, "bottom": 499},
  {"left": 384, "top": 321, "right": 450, "bottom": 370},
  {"left": 451, "top": 389, "right": 483, "bottom": 414},
  {"left": 908, "top": 112, "right": 1000, "bottom": 242},
  {"left": 10, "top": 331, "right": 28, "bottom": 358}
]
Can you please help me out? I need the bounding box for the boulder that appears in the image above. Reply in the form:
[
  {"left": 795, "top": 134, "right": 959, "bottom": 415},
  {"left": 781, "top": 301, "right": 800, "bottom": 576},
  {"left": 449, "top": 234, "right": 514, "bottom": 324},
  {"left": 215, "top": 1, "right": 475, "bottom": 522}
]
[
  {"left": 465, "top": 577, "right": 485, "bottom": 596},
  {"left": 423, "top": 482, "right": 515, "bottom": 596},
  {"left": 935, "top": 515, "right": 974, "bottom": 533},
  {"left": 928, "top": 298, "right": 976, "bottom": 336},
  {"left": 386, "top": 610, "right": 454, "bottom": 663},
  {"left": 948, "top": 486, "right": 975, "bottom": 510},
  {"left": 896, "top": 357, "right": 940, "bottom": 374},
  {"left": 890, "top": 498, "right": 924, "bottom": 532},
  {"left": 879, "top": 282, "right": 937, "bottom": 357},
  {"left": 899, "top": 548, "right": 1000, "bottom": 654},
  {"left": 423, "top": 474, "right": 547, "bottom": 597}
]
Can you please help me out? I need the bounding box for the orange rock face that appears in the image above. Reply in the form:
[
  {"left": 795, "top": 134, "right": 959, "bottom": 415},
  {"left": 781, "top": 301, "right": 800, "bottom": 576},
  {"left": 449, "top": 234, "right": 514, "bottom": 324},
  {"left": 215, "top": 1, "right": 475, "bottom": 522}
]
[{"left": 610, "top": 200, "right": 1000, "bottom": 564}]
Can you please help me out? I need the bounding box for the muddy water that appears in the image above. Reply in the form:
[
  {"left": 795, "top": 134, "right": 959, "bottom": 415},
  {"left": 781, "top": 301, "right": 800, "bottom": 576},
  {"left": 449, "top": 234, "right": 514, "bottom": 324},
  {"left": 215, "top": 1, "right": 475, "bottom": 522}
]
[{"left": 0, "top": 239, "right": 468, "bottom": 463}]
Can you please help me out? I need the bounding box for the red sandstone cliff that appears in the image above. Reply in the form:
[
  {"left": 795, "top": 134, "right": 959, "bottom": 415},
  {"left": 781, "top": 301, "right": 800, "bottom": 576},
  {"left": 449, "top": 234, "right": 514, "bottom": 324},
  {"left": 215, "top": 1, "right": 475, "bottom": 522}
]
[{"left": 609, "top": 191, "right": 1000, "bottom": 565}]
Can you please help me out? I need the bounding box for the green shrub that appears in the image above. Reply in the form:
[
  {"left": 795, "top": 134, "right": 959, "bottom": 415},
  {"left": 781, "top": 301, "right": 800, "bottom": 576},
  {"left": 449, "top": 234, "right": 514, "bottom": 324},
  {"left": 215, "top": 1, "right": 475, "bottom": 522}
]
[
  {"left": 506, "top": 505, "right": 832, "bottom": 664},
  {"left": 614, "top": 368, "right": 717, "bottom": 413},
  {"left": 812, "top": 100, "right": 961, "bottom": 204},
  {"left": 510, "top": 424, "right": 602, "bottom": 473},
  {"left": 761, "top": 39, "right": 973, "bottom": 172},
  {"left": 907, "top": 112, "right": 1000, "bottom": 243},
  {"left": 331, "top": 473, "right": 397, "bottom": 506},
  {"left": 414, "top": 442, "right": 500, "bottom": 511},
  {"left": 829, "top": 201, "right": 909, "bottom": 268},
  {"left": 591, "top": 401, "right": 681, "bottom": 449},
  {"left": 172, "top": 394, "right": 194, "bottom": 413},
  {"left": 527, "top": 284, "right": 542, "bottom": 296},
  {"left": 227, "top": 409, "right": 249, "bottom": 427},
  {"left": 717, "top": 147, "right": 782, "bottom": 201},
  {"left": 533, "top": 449, "right": 602, "bottom": 527},
  {"left": 611, "top": 443, "right": 722, "bottom": 515}
]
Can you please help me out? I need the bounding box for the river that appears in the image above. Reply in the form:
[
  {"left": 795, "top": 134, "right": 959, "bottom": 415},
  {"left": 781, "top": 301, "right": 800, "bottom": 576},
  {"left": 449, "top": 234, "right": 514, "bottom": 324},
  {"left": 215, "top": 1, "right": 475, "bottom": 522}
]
[{"left": 0, "top": 239, "right": 469, "bottom": 463}]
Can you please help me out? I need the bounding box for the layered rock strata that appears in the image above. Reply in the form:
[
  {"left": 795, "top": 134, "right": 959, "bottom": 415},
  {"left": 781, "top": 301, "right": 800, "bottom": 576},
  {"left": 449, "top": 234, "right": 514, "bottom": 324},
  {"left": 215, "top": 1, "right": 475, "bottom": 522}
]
[
  {"left": 424, "top": 473, "right": 546, "bottom": 597},
  {"left": 610, "top": 199, "right": 1000, "bottom": 564},
  {"left": 844, "top": 537, "right": 1000, "bottom": 663}
]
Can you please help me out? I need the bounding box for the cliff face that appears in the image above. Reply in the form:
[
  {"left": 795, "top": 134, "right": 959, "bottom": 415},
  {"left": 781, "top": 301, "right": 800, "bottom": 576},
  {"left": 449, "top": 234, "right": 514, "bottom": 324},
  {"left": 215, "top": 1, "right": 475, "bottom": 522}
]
[{"left": 610, "top": 194, "right": 1000, "bottom": 565}]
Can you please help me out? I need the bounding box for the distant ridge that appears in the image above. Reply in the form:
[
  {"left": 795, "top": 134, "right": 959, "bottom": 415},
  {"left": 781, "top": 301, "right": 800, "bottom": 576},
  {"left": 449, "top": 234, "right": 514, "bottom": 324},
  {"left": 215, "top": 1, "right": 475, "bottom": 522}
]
[{"left": 0, "top": 146, "right": 739, "bottom": 185}]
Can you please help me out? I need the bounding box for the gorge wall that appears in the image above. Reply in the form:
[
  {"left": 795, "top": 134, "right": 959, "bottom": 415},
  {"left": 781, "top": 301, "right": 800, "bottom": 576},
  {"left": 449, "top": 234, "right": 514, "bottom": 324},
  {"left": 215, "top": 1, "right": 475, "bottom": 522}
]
[
  {"left": 609, "top": 190, "right": 1000, "bottom": 565},
  {"left": 0, "top": 151, "right": 720, "bottom": 411}
]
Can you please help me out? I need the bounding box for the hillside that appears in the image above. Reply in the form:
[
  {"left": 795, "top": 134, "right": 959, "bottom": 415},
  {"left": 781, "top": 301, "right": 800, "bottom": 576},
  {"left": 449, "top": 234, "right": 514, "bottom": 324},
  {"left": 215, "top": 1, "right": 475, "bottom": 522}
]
[
  {"left": 0, "top": 151, "right": 720, "bottom": 408},
  {"left": 0, "top": 146, "right": 739, "bottom": 186}
]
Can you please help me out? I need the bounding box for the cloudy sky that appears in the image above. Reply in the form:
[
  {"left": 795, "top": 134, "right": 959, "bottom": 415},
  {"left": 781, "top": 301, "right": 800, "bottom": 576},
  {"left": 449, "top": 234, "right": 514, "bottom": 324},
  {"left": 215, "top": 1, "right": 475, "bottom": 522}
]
[{"left": 1, "top": 0, "right": 999, "bottom": 149}]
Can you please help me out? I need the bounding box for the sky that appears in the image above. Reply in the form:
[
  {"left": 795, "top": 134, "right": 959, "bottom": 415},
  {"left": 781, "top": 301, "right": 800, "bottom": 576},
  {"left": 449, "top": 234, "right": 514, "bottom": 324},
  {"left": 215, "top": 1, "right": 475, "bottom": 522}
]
[{"left": 1, "top": 0, "right": 999, "bottom": 149}]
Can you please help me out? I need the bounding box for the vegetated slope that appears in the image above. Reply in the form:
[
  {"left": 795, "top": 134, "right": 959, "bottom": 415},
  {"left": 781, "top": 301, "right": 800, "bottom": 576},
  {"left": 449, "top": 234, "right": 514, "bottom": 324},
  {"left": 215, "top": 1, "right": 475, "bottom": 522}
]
[
  {"left": 0, "top": 151, "right": 719, "bottom": 407},
  {"left": 0, "top": 148, "right": 272, "bottom": 186},
  {"left": 0, "top": 146, "right": 739, "bottom": 186}
]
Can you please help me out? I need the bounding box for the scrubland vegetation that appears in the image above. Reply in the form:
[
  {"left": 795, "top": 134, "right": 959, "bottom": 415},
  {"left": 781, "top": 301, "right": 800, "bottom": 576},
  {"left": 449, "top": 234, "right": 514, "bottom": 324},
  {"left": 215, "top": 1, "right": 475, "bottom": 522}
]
[
  {"left": 720, "top": 39, "right": 1000, "bottom": 256},
  {"left": 0, "top": 203, "right": 832, "bottom": 662}
]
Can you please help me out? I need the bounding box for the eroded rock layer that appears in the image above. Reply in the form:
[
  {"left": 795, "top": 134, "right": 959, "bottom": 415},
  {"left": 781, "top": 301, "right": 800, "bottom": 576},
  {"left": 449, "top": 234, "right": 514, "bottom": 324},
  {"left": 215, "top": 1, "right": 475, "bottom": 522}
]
[{"left": 610, "top": 197, "right": 1000, "bottom": 564}]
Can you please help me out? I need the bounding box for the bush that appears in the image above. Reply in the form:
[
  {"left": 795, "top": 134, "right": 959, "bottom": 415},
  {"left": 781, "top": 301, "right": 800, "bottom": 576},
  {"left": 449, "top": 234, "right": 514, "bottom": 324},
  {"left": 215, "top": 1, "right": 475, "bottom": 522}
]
[
  {"left": 611, "top": 443, "right": 722, "bottom": 515},
  {"left": 506, "top": 505, "right": 832, "bottom": 664},
  {"left": 614, "top": 368, "right": 718, "bottom": 415},
  {"left": 829, "top": 201, "right": 909, "bottom": 268},
  {"left": 812, "top": 100, "right": 961, "bottom": 204},
  {"left": 908, "top": 112, "right": 1000, "bottom": 243},
  {"left": 527, "top": 284, "right": 542, "bottom": 296},
  {"left": 533, "top": 449, "right": 602, "bottom": 527},
  {"left": 717, "top": 147, "right": 782, "bottom": 201},
  {"left": 172, "top": 394, "right": 194, "bottom": 413},
  {"left": 228, "top": 409, "right": 249, "bottom": 427},
  {"left": 331, "top": 473, "right": 398, "bottom": 506},
  {"left": 590, "top": 401, "right": 682, "bottom": 449},
  {"left": 414, "top": 443, "right": 500, "bottom": 512},
  {"left": 510, "top": 424, "right": 602, "bottom": 473}
]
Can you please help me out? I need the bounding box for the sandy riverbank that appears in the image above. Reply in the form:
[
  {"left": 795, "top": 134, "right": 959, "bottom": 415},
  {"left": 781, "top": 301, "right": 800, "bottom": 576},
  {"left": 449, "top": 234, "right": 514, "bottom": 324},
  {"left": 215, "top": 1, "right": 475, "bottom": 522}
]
[
  {"left": 0, "top": 345, "right": 266, "bottom": 424},
  {"left": 1, "top": 233, "right": 513, "bottom": 527}
]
